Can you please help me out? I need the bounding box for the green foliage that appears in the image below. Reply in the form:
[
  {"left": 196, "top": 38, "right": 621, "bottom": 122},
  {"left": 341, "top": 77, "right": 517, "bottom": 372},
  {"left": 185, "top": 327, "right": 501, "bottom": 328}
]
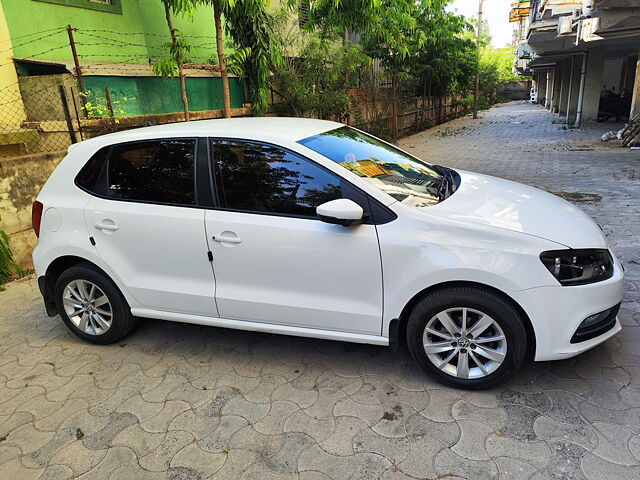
[
  {"left": 478, "top": 46, "right": 520, "bottom": 107},
  {"left": 408, "top": 1, "right": 476, "bottom": 97},
  {"left": 82, "top": 91, "right": 136, "bottom": 122},
  {"left": 221, "top": 0, "right": 283, "bottom": 116},
  {"left": 304, "top": 0, "right": 381, "bottom": 35},
  {"left": 271, "top": 9, "right": 370, "bottom": 119},
  {"left": 152, "top": 35, "right": 192, "bottom": 78},
  {"left": 0, "top": 230, "right": 23, "bottom": 287},
  {"left": 152, "top": 27, "right": 193, "bottom": 79}
]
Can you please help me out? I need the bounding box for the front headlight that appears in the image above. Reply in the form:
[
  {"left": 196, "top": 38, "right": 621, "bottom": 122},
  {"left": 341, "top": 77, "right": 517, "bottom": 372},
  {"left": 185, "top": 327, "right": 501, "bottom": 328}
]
[{"left": 539, "top": 249, "right": 614, "bottom": 286}]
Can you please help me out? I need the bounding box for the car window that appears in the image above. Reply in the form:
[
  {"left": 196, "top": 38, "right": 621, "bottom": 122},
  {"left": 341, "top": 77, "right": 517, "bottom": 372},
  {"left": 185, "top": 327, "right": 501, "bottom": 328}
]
[
  {"left": 211, "top": 140, "right": 343, "bottom": 217},
  {"left": 299, "top": 126, "right": 443, "bottom": 207},
  {"left": 108, "top": 139, "right": 196, "bottom": 205},
  {"left": 75, "top": 146, "right": 109, "bottom": 195}
]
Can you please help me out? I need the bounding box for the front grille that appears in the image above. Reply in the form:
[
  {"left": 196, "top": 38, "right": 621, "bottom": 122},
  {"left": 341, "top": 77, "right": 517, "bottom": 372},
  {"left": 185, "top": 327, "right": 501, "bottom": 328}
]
[{"left": 570, "top": 303, "right": 620, "bottom": 344}]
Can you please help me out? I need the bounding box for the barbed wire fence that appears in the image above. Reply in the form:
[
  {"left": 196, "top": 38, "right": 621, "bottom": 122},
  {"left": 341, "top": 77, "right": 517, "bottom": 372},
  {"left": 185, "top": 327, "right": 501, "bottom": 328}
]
[
  {"left": 0, "top": 25, "right": 234, "bottom": 159},
  {"left": 0, "top": 28, "right": 78, "bottom": 159}
]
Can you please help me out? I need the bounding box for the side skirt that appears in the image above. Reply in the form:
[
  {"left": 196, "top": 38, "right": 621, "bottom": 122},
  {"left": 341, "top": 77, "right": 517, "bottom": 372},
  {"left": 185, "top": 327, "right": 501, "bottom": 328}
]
[{"left": 131, "top": 308, "right": 390, "bottom": 346}]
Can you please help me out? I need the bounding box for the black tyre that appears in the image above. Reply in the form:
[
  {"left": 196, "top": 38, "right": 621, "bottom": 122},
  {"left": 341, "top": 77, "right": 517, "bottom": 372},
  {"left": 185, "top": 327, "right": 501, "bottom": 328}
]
[
  {"left": 54, "top": 263, "right": 137, "bottom": 344},
  {"left": 406, "top": 285, "right": 527, "bottom": 389}
]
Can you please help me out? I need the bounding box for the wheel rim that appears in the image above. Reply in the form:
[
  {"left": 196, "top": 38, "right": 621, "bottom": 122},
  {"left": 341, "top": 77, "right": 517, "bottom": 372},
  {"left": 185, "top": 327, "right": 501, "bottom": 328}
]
[
  {"left": 62, "top": 279, "right": 112, "bottom": 335},
  {"left": 422, "top": 307, "right": 507, "bottom": 380}
]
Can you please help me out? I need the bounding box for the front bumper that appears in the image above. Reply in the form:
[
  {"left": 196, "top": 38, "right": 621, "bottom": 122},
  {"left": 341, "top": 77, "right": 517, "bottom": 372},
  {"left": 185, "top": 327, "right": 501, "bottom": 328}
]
[{"left": 511, "top": 263, "right": 624, "bottom": 362}]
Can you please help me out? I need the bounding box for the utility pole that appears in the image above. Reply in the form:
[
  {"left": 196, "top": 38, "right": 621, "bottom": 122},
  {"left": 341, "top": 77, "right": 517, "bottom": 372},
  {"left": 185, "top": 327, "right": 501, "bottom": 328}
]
[{"left": 472, "top": 0, "right": 484, "bottom": 120}]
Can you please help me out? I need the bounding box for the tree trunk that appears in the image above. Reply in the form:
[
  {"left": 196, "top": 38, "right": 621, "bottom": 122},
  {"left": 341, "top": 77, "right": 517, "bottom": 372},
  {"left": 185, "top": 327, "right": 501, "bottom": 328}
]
[
  {"left": 163, "top": 1, "right": 189, "bottom": 121},
  {"left": 178, "top": 63, "right": 189, "bottom": 121},
  {"left": 391, "top": 73, "right": 398, "bottom": 141},
  {"left": 214, "top": 2, "right": 231, "bottom": 119}
]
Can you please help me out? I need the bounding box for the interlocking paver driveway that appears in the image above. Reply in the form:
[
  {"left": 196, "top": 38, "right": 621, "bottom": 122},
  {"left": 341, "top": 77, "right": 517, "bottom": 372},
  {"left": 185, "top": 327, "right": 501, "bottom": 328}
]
[{"left": 1, "top": 101, "right": 639, "bottom": 479}]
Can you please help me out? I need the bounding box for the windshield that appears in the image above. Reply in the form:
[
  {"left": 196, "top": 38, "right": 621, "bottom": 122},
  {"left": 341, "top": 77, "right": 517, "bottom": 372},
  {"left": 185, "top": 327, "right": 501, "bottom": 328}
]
[{"left": 299, "top": 126, "right": 443, "bottom": 207}]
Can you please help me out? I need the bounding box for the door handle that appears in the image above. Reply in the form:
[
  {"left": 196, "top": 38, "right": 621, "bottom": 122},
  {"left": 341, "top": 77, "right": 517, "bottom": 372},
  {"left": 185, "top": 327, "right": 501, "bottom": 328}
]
[
  {"left": 212, "top": 235, "right": 242, "bottom": 244},
  {"left": 94, "top": 222, "right": 119, "bottom": 231}
]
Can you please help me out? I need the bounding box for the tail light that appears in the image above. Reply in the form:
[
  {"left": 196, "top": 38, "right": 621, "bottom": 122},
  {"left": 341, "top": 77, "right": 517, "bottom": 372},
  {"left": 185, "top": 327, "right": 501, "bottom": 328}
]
[{"left": 32, "top": 201, "right": 43, "bottom": 237}]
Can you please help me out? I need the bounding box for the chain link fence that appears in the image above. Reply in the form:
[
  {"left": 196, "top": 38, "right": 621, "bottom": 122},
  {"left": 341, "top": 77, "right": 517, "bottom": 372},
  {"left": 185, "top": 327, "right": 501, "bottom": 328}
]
[{"left": 0, "top": 80, "right": 80, "bottom": 159}]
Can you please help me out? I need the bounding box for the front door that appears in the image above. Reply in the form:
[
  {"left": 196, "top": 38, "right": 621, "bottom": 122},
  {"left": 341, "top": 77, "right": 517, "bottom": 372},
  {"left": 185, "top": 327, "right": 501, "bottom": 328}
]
[
  {"left": 204, "top": 140, "right": 383, "bottom": 335},
  {"left": 83, "top": 138, "right": 218, "bottom": 317}
]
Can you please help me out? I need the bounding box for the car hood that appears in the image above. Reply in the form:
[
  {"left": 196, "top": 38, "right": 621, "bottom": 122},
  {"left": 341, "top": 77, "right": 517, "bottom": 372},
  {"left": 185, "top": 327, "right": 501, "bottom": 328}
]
[{"left": 425, "top": 170, "right": 607, "bottom": 249}]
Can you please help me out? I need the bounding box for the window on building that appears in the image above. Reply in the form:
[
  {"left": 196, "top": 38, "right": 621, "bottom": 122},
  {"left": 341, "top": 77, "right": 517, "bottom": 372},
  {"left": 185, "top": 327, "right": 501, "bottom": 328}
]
[
  {"left": 211, "top": 140, "right": 344, "bottom": 217},
  {"left": 32, "top": 0, "right": 122, "bottom": 14},
  {"left": 108, "top": 140, "right": 196, "bottom": 205}
]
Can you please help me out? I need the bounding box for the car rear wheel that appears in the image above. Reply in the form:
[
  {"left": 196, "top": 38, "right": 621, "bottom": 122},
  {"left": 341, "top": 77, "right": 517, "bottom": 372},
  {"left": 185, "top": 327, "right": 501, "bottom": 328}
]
[
  {"left": 406, "top": 285, "right": 527, "bottom": 389},
  {"left": 54, "top": 263, "right": 137, "bottom": 344}
]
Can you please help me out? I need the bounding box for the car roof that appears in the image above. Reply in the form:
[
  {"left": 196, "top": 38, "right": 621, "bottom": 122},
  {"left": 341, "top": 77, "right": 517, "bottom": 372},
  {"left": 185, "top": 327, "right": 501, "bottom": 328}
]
[{"left": 78, "top": 117, "right": 343, "bottom": 148}]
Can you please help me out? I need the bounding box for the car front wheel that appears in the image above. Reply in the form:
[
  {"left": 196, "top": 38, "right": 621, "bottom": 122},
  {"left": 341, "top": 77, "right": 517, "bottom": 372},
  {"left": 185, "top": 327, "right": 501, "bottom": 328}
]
[
  {"left": 54, "top": 263, "right": 137, "bottom": 344},
  {"left": 406, "top": 285, "right": 527, "bottom": 389}
]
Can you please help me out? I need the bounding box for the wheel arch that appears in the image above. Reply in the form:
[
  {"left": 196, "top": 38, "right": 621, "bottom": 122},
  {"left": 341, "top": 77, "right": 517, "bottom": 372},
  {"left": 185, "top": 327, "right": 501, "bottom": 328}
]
[
  {"left": 394, "top": 280, "right": 537, "bottom": 360},
  {"left": 42, "top": 256, "right": 121, "bottom": 316}
]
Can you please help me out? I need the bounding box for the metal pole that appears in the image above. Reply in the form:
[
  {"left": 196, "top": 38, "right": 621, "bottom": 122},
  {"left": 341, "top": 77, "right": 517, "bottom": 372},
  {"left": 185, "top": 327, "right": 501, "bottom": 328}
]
[
  {"left": 576, "top": 52, "right": 588, "bottom": 126},
  {"left": 68, "top": 87, "right": 84, "bottom": 140},
  {"left": 66, "top": 25, "right": 86, "bottom": 114},
  {"left": 59, "top": 85, "right": 77, "bottom": 144},
  {"left": 104, "top": 86, "right": 115, "bottom": 119},
  {"left": 472, "top": 0, "right": 484, "bottom": 119}
]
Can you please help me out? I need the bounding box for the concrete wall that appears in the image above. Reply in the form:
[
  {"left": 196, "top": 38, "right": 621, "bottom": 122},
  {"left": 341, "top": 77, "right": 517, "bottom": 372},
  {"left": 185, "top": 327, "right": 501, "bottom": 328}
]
[
  {"left": 0, "top": 5, "right": 26, "bottom": 126},
  {"left": 83, "top": 75, "right": 246, "bottom": 115},
  {"left": 0, "top": 151, "right": 65, "bottom": 268},
  {"left": 497, "top": 80, "right": 531, "bottom": 100}
]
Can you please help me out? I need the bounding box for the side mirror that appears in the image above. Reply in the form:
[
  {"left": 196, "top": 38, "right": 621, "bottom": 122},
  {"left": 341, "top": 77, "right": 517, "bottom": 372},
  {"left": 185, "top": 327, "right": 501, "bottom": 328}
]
[{"left": 317, "top": 199, "right": 364, "bottom": 227}]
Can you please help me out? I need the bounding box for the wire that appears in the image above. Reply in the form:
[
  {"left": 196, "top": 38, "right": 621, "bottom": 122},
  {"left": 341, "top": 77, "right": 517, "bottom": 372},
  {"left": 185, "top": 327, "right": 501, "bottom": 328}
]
[
  {"left": 0, "top": 27, "right": 66, "bottom": 46},
  {"left": 0, "top": 43, "right": 70, "bottom": 68},
  {"left": 0, "top": 30, "right": 66, "bottom": 55},
  {"left": 76, "top": 28, "right": 217, "bottom": 41}
]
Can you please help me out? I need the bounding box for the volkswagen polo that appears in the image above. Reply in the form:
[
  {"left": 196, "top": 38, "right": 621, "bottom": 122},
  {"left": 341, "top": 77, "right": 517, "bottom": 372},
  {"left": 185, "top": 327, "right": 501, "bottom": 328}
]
[{"left": 32, "top": 118, "right": 624, "bottom": 388}]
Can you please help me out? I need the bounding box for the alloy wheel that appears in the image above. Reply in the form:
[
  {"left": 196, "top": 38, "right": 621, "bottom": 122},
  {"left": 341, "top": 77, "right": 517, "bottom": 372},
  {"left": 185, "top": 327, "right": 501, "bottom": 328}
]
[
  {"left": 62, "top": 279, "right": 113, "bottom": 335},
  {"left": 422, "top": 307, "right": 507, "bottom": 379}
]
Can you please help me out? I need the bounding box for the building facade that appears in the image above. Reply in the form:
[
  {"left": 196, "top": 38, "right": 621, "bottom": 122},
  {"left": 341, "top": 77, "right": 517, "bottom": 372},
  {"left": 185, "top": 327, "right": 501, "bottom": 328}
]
[
  {"left": 512, "top": 0, "right": 640, "bottom": 125},
  {"left": 0, "top": 0, "right": 245, "bottom": 124}
]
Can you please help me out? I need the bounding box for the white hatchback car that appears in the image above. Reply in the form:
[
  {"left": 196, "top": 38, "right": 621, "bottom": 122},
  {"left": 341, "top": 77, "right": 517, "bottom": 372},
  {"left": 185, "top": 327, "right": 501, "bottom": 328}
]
[{"left": 32, "top": 118, "right": 624, "bottom": 388}]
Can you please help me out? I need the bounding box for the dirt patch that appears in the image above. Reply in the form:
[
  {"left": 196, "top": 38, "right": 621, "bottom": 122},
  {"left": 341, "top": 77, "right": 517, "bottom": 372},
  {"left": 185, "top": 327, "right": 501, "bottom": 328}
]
[
  {"left": 382, "top": 404, "right": 403, "bottom": 421},
  {"left": 547, "top": 191, "right": 602, "bottom": 203}
]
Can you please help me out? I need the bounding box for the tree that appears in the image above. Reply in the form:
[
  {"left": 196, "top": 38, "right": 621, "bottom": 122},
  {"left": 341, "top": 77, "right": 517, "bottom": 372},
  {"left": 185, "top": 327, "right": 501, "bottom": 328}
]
[
  {"left": 409, "top": 2, "right": 476, "bottom": 103},
  {"left": 154, "top": 0, "right": 193, "bottom": 121},
  {"left": 270, "top": 7, "right": 370, "bottom": 119},
  {"left": 223, "top": 2, "right": 283, "bottom": 116},
  {"left": 477, "top": 46, "right": 521, "bottom": 108},
  {"left": 359, "top": 0, "right": 425, "bottom": 139},
  {"left": 211, "top": 0, "right": 232, "bottom": 118},
  {"left": 169, "top": 0, "right": 280, "bottom": 118}
]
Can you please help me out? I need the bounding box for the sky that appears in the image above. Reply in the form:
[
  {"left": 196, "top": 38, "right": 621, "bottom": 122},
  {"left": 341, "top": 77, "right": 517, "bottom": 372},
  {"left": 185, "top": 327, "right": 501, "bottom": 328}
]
[{"left": 446, "top": 0, "right": 514, "bottom": 48}]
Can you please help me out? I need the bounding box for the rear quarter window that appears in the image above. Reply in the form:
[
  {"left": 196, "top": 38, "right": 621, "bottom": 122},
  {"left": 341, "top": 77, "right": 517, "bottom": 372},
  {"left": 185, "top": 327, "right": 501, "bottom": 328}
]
[{"left": 75, "top": 146, "right": 109, "bottom": 196}]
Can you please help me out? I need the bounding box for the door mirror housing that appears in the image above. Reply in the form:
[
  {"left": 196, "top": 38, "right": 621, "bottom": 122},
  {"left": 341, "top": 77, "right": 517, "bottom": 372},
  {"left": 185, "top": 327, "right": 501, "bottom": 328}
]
[{"left": 317, "top": 199, "right": 364, "bottom": 227}]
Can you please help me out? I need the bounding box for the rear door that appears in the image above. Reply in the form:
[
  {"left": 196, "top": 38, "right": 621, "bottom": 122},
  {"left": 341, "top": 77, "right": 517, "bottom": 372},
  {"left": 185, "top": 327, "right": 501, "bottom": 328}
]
[
  {"left": 81, "top": 138, "right": 218, "bottom": 317},
  {"left": 203, "top": 139, "right": 383, "bottom": 335}
]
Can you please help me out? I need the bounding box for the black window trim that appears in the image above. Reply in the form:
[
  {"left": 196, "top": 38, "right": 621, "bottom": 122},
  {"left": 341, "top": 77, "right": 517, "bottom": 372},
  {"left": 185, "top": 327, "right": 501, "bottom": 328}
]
[
  {"left": 72, "top": 135, "right": 397, "bottom": 224},
  {"left": 74, "top": 136, "right": 204, "bottom": 210},
  {"left": 207, "top": 137, "right": 397, "bottom": 225}
]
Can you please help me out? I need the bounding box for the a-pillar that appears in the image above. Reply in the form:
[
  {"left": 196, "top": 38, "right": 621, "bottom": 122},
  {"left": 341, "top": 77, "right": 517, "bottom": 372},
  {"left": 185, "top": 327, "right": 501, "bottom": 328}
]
[
  {"left": 558, "top": 59, "right": 571, "bottom": 116},
  {"left": 578, "top": 47, "right": 606, "bottom": 126},
  {"left": 566, "top": 56, "right": 582, "bottom": 124},
  {"left": 630, "top": 48, "right": 640, "bottom": 118}
]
